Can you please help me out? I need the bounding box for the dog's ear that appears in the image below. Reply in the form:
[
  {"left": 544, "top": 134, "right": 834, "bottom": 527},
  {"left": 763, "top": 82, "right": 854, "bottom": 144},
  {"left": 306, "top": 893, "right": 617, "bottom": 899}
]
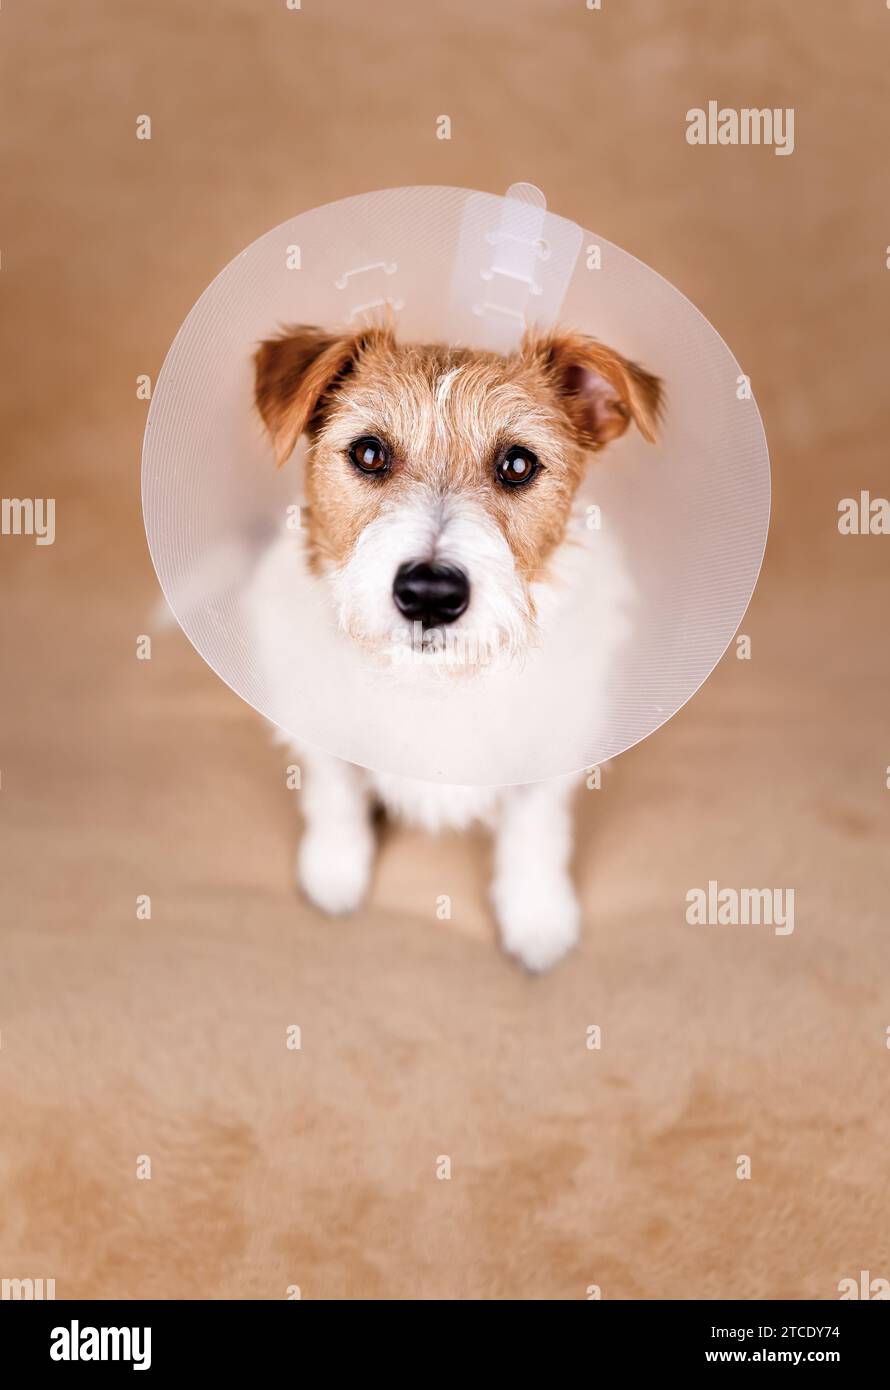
[
  {"left": 254, "top": 325, "right": 387, "bottom": 467},
  {"left": 524, "top": 329, "right": 662, "bottom": 450}
]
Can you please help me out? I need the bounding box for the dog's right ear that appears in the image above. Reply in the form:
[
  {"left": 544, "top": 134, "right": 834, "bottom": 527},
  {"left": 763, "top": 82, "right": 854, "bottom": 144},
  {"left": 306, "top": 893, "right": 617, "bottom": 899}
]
[{"left": 254, "top": 325, "right": 383, "bottom": 467}]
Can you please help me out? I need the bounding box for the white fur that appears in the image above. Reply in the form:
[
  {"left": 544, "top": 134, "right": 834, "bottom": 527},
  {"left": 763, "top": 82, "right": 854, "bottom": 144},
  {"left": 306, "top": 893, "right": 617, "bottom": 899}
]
[
  {"left": 330, "top": 484, "right": 530, "bottom": 669},
  {"left": 282, "top": 726, "right": 583, "bottom": 970},
  {"left": 492, "top": 777, "right": 581, "bottom": 971},
  {"left": 236, "top": 499, "right": 634, "bottom": 972}
]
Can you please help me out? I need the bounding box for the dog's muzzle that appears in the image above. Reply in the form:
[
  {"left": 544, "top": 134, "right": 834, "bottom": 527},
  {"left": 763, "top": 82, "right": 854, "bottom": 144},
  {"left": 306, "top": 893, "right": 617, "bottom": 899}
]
[{"left": 392, "top": 560, "right": 470, "bottom": 629}]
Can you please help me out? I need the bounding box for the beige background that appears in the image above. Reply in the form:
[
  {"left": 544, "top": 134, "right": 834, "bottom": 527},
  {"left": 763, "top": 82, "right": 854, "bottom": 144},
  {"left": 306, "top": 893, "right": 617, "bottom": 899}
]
[{"left": 1, "top": 0, "right": 888, "bottom": 1298}]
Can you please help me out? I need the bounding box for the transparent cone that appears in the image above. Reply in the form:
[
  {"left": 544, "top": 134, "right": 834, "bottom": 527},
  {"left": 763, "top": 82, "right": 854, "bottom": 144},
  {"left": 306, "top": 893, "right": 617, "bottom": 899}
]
[{"left": 142, "top": 184, "right": 769, "bottom": 785}]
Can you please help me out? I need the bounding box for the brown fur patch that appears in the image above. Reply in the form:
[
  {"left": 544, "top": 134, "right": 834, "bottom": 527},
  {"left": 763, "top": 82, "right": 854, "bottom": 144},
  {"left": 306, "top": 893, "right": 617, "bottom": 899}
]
[{"left": 254, "top": 325, "right": 661, "bottom": 581}]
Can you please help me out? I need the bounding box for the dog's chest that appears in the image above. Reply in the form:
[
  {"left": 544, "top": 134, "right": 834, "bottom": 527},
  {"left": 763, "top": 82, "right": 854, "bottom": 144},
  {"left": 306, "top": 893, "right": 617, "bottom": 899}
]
[{"left": 365, "top": 769, "right": 504, "bottom": 834}]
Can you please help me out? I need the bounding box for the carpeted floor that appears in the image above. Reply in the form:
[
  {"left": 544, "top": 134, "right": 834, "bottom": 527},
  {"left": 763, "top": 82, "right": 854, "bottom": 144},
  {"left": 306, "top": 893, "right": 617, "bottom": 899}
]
[{"left": 1, "top": 0, "right": 888, "bottom": 1299}]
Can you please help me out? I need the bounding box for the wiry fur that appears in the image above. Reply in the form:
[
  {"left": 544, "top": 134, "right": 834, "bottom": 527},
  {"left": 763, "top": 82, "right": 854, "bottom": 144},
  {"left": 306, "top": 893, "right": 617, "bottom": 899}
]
[{"left": 248, "top": 324, "right": 661, "bottom": 970}]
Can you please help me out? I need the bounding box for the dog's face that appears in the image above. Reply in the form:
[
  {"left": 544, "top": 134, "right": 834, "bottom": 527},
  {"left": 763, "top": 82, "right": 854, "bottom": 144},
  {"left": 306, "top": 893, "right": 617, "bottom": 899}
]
[{"left": 255, "top": 324, "right": 660, "bottom": 668}]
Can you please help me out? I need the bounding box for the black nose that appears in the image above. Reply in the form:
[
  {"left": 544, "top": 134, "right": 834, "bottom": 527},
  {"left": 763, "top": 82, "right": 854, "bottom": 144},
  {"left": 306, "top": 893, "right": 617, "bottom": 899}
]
[{"left": 392, "top": 561, "right": 470, "bottom": 627}]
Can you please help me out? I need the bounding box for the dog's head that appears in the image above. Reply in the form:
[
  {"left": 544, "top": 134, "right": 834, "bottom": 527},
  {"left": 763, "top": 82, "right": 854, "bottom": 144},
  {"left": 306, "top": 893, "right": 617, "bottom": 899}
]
[{"left": 254, "top": 324, "right": 661, "bottom": 668}]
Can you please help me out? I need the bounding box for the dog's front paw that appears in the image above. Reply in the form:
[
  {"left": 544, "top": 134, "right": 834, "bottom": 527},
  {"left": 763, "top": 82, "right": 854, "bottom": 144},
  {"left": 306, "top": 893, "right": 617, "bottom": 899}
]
[
  {"left": 297, "top": 826, "right": 373, "bottom": 916},
  {"left": 492, "top": 873, "right": 580, "bottom": 973}
]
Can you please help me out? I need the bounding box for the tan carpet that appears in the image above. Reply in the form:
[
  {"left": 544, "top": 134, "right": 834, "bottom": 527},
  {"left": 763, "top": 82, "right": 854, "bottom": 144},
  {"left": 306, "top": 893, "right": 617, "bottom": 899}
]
[{"left": 1, "top": 0, "right": 888, "bottom": 1299}]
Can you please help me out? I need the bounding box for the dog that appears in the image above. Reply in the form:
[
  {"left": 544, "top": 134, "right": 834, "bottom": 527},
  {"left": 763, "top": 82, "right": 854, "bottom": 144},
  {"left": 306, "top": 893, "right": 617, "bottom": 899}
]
[{"left": 246, "top": 323, "right": 661, "bottom": 971}]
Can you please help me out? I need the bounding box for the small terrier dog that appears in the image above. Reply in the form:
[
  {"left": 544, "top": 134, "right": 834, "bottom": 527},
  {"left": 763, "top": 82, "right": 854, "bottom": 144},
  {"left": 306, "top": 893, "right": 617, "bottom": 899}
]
[{"left": 248, "top": 323, "right": 661, "bottom": 971}]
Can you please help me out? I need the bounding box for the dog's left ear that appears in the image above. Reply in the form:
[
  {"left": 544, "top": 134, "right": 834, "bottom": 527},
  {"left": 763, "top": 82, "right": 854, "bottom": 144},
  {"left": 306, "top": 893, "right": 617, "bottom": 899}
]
[
  {"left": 524, "top": 329, "right": 663, "bottom": 450},
  {"left": 254, "top": 324, "right": 389, "bottom": 467}
]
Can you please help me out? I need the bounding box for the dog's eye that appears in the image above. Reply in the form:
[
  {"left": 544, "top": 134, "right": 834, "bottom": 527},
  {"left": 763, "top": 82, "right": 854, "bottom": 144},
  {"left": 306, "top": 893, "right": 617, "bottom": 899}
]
[
  {"left": 496, "top": 446, "right": 538, "bottom": 487},
  {"left": 348, "top": 436, "right": 390, "bottom": 475}
]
